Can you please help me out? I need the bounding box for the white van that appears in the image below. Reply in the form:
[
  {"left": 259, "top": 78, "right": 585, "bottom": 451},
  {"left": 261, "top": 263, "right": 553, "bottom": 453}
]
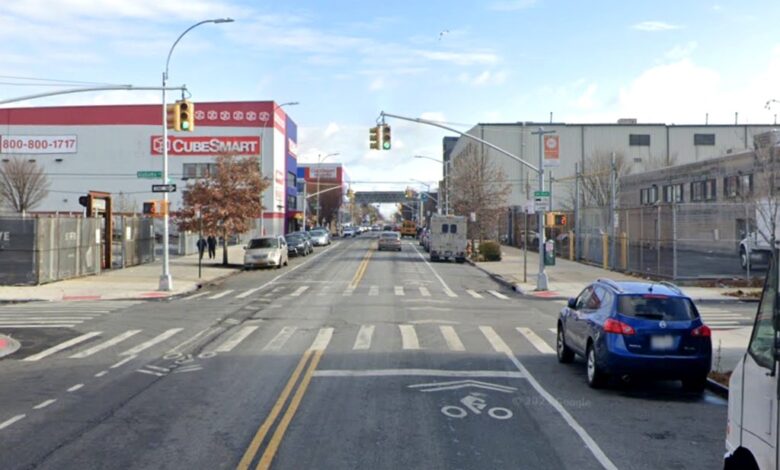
[
  {"left": 429, "top": 214, "right": 467, "bottom": 263},
  {"left": 725, "top": 247, "right": 780, "bottom": 469}
]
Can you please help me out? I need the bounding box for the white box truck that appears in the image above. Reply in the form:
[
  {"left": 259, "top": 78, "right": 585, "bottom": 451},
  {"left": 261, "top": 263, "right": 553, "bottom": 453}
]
[
  {"left": 725, "top": 245, "right": 780, "bottom": 469},
  {"left": 739, "top": 199, "right": 780, "bottom": 270},
  {"left": 429, "top": 214, "right": 467, "bottom": 263}
]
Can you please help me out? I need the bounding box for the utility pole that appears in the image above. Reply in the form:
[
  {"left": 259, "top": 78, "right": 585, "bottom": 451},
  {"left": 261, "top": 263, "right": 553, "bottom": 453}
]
[{"left": 532, "top": 127, "right": 555, "bottom": 291}]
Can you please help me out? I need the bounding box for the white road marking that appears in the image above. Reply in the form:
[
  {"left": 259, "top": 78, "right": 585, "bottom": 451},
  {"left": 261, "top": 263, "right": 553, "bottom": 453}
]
[
  {"left": 466, "top": 289, "right": 483, "bottom": 299},
  {"left": 69, "top": 330, "right": 142, "bottom": 358},
  {"left": 548, "top": 328, "right": 557, "bottom": 334},
  {"left": 147, "top": 365, "right": 170, "bottom": 372},
  {"left": 313, "top": 369, "right": 525, "bottom": 378},
  {"left": 270, "top": 286, "right": 285, "bottom": 293},
  {"left": 137, "top": 369, "right": 165, "bottom": 377},
  {"left": 0, "top": 316, "right": 94, "bottom": 320},
  {"left": 167, "top": 327, "right": 212, "bottom": 354},
  {"left": 23, "top": 332, "right": 102, "bottom": 362},
  {"left": 33, "top": 399, "right": 56, "bottom": 410},
  {"left": 290, "top": 286, "right": 310, "bottom": 297},
  {"left": 399, "top": 324, "right": 420, "bottom": 350},
  {"left": 183, "top": 291, "right": 209, "bottom": 300},
  {"left": 342, "top": 287, "right": 354, "bottom": 296},
  {"left": 208, "top": 290, "right": 234, "bottom": 300},
  {"left": 236, "top": 287, "right": 264, "bottom": 299},
  {"left": 353, "top": 325, "right": 375, "bottom": 350},
  {"left": 0, "top": 414, "right": 26, "bottom": 430},
  {"left": 487, "top": 290, "right": 509, "bottom": 300},
  {"left": 410, "top": 319, "right": 459, "bottom": 325},
  {"left": 439, "top": 325, "right": 465, "bottom": 351},
  {"left": 214, "top": 326, "right": 259, "bottom": 353},
  {"left": 173, "top": 365, "right": 203, "bottom": 374},
  {"left": 94, "top": 370, "right": 108, "bottom": 378},
  {"left": 706, "top": 321, "right": 740, "bottom": 325},
  {"left": 0, "top": 324, "right": 77, "bottom": 328},
  {"left": 110, "top": 355, "right": 137, "bottom": 369},
  {"left": 517, "top": 327, "right": 555, "bottom": 354},
  {"left": 419, "top": 286, "right": 431, "bottom": 297},
  {"left": 411, "top": 244, "right": 457, "bottom": 297},
  {"left": 394, "top": 286, "right": 405, "bottom": 296},
  {"left": 479, "top": 326, "right": 618, "bottom": 470},
  {"left": 309, "top": 327, "right": 334, "bottom": 351},
  {"left": 66, "top": 384, "right": 84, "bottom": 392},
  {"left": 368, "top": 285, "right": 379, "bottom": 296},
  {"left": 120, "top": 328, "right": 183, "bottom": 356},
  {"left": 263, "top": 326, "right": 297, "bottom": 351}
]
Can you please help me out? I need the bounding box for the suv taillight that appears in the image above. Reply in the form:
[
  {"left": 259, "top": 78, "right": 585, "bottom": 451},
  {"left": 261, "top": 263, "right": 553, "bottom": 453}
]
[
  {"left": 603, "top": 318, "right": 635, "bottom": 335},
  {"left": 691, "top": 325, "right": 711, "bottom": 337}
]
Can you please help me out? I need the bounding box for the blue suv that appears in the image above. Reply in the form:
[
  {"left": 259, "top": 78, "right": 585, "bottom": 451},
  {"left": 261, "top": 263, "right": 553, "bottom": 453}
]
[{"left": 557, "top": 279, "right": 712, "bottom": 392}]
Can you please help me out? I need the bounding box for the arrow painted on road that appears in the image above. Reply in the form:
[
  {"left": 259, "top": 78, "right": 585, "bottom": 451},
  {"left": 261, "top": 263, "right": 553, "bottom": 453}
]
[{"left": 408, "top": 379, "right": 518, "bottom": 393}]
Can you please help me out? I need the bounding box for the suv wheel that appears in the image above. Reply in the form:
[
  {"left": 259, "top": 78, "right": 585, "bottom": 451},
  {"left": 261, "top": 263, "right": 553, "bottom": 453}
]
[
  {"left": 586, "top": 343, "right": 607, "bottom": 388},
  {"left": 556, "top": 326, "right": 575, "bottom": 363}
]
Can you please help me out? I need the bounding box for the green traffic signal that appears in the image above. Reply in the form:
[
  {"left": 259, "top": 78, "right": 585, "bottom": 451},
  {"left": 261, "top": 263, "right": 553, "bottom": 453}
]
[
  {"left": 382, "top": 124, "right": 391, "bottom": 150},
  {"left": 383, "top": 141, "right": 391, "bottom": 150}
]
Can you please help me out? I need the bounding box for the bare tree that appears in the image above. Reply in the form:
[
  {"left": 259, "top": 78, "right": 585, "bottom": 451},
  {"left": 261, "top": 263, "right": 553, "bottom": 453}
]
[
  {"left": 750, "top": 143, "right": 780, "bottom": 246},
  {"left": 580, "top": 151, "right": 632, "bottom": 208},
  {"left": 0, "top": 157, "right": 49, "bottom": 213},
  {"left": 114, "top": 192, "right": 137, "bottom": 214},
  {"left": 451, "top": 142, "right": 511, "bottom": 241}
]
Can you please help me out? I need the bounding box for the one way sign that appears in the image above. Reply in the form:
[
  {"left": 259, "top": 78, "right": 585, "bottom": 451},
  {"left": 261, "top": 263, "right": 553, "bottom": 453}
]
[{"left": 152, "top": 184, "right": 177, "bottom": 193}]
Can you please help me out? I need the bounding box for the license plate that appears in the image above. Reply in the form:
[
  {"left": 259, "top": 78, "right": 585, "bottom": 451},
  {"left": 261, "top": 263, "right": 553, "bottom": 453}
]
[{"left": 650, "top": 335, "right": 674, "bottom": 350}]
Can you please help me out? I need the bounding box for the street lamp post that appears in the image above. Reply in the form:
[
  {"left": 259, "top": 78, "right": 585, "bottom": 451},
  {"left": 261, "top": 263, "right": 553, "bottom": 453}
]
[
  {"left": 531, "top": 127, "right": 555, "bottom": 291},
  {"left": 414, "top": 155, "right": 450, "bottom": 215},
  {"left": 159, "top": 17, "right": 233, "bottom": 292},
  {"left": 316, "top": 152, "right": 339, "bottom": 227}
]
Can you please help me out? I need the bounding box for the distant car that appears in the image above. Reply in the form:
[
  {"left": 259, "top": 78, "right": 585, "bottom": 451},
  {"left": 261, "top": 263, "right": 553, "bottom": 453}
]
[
  {"left": 308, "top": 228, "right": 331, "bottom": 246},
  {"left": 557, "top": 279, "right": 712, "bottom": 392},
  {"left": 419, "top": 227, "right": 429, "bottom": 246},
  {"left": 343, "top": 227, "right": 357, "bottom": 237},
  {"left": 371, "top": 225, "right": 381, "bottom": 232},
  {"left": 382, "top": 225, "right": 393, "bottom": 231},
  {"left": 285, "top": 233, "right": 312, "bottom": 256},
  {"left": 377, "top": 231, "right": 402, "bottom": 251},
  {"left": 244, "top": 236, "right": 288, "bottom": 269}
]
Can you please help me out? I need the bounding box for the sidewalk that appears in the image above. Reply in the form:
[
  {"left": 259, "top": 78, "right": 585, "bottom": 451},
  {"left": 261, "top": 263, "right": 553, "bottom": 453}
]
[
  {"left": 473, "top": 245, "right": 744, "bottom": 303},
  {"left": 0, "top": 245, "right": 246, "bottom": 302}
]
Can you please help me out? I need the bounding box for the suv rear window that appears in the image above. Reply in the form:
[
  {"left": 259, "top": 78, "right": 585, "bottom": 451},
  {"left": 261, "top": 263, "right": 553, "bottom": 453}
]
[{"left": 617, "top": 294, "right": 697, "bottom": 321}]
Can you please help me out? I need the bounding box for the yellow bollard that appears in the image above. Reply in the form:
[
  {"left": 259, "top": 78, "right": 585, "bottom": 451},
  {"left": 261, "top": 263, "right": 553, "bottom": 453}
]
[
  {"left": 568, "top": 230, "right": 574, "bottom": 261},
  {"left": 602, "top": 233, "right": 609, "bottom": 269},
  {"left": 620, "top": 232, "right": 628, "bottom": 270}
]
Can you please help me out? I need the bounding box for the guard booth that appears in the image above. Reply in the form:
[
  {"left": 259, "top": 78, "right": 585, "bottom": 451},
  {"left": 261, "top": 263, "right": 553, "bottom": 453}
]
[{"left": 80, "top": 191, "right": 112, "bottom": 270}]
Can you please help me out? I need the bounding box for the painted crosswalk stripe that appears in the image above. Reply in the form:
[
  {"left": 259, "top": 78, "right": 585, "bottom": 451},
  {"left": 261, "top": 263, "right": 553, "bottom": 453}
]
[
  {"left": 368, "top": 285, "right": 379, "bottom": 296},
  {"left": 487, "top": 290, "right": 509, "bottom": 300},
  {"left": 263, "top": 326, "right": 298, "bottom": 351},
  {"left": 0, "top": 414, "right": 26, "bottom": 430},
  {"left": 214, "top": 326, "right": 259, "bottom": 353},
  {"left": 70, "top": 330, "right": 142, "bottom": 358},
  {"left": 517, "top": 327, "right": 555, "bottom": 354},
  {"left": 419, "top": 286, "right": 431, "bottom": 297},
  {"left": 399, "top": 324, "right": 420, "bottom": 350},
  {"left": 236, "top": 287, "right": 264, "bottom": 299},
  {"left": 120, "top": 328, "right": 183, "bottom": 356},
  {"left": 208, "top": 290, "right": 235, "bottom": 300},
  {"left": 342, "top": 287, "right": 354, "bottom": 297},
  {"left": 66, "top": 384, "right": 84, "bottom": 392},
  {"left": 0, "top": 324, "right": 77, "bottom": 328},
  {"left": 395, "top": 286, "right": 405, "bottom": 296},
  {"left": 353, "top": 325, "right": 375, "bottom": 350},
  {"left": 183, "top": 291, "right": 209, "bottom": 300},
  {"left": 444, "top": 288, "right": 458, "bottom": 298},
  {"left": 466, "top": 289, "right": 483, "bottom": 299},
  {"left": 548, "top": 328, "right": 557, "bottom": 334},
  {"left": 24, "top": 332, "right": 102, "bottom": 362},
  {"left": 290, "top": 286, "right": 310, "bottom": 297},
  {"left": 310, "top": 327, "right": 334, "bottom": 351},
  {"left": 0, "top": 316, "right": 94, "bottom": 320},
  {"left": 33, "top": 399, "right": 56, "bottom": 410},
  {"left": 439, "top": 325, "right": 465, "bottom": 352},
  {"left": 479, "top": 326, "right": 508, "bottom": 353}
]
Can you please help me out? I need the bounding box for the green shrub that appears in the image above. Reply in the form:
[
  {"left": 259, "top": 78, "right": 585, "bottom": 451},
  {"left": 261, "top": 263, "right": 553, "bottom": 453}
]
[{"left": 479, "top": 240, "right": 502, "bottom": 261}]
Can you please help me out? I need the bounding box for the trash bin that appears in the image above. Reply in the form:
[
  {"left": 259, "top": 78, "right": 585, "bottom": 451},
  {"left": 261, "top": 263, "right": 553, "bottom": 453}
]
[{"left": 544, "top": 239, "right": 556, "bottom": 266}]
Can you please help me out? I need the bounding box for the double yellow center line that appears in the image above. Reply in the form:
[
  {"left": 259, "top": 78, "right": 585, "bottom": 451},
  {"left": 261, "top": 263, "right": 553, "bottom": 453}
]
[
  {"left": 237, "top": 329, "right": 332, "bottom": 470},
  {"left": 349, "top": 247, "right": 374, "bottom": 290}
]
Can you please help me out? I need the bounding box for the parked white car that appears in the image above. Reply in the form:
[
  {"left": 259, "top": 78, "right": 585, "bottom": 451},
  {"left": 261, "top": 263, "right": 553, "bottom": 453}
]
[{"left": 243, "top": 236, "right": 288, "bottom": 269}]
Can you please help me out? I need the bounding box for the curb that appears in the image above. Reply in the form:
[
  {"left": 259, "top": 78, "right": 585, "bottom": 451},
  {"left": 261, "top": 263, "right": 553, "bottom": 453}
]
[
  {"left": 0, "top": 334, "right": 21, "bottom": 359},
  {"left": 706, "top": 378, "right": 729, "bottom": 398}
]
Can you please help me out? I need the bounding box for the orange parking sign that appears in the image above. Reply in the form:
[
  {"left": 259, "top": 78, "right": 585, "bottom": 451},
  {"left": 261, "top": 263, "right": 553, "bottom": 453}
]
[{"left": 543, "top": 135, "right": 560, "bottom": 167}]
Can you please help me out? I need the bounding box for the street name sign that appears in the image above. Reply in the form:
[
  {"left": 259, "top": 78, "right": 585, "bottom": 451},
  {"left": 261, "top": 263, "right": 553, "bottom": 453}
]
[{"left": 137, "top": 171, "right": 163, "bottom": 179}]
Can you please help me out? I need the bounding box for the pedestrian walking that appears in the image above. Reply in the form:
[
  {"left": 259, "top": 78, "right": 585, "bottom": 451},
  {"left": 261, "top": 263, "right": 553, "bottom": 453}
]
[
  {"left": 196, "top": 237, "right": 207, "bottom": 260},
  {"left": 207, "top": 235, "right": 217, "bottom": 259}
]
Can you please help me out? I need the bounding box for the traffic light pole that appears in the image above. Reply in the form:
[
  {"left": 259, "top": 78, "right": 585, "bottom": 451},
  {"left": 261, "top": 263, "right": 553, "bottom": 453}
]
[{"left": 532, "top": 128, "right": 555, "bottom": 291}]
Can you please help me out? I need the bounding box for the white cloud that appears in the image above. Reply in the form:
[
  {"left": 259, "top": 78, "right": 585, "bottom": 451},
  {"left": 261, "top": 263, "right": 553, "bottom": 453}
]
[
  {"left": 665, "top": 41, "right": 698, "bottom": 60},
  {"left": 458, "top": 70, "right": 508, "bottom": 86},
  {"left": 369, "top": 77, "right": 385, "bottom": 91},
  {"left": 323, "top": 122, "right": 341, "bottom": 138},
  {"left": 3, "top": 0, "right": 243, "bottom": 22},
  {"left": 415, "top": 50, "right": 499, "bottom": 66},
  {"left": 488, "top": 0, "right": 537, "bottom": 11},
  {"left": 632, "top": 21, "right": 682, "bottom": 32},
  {"left": 575, "top": 83, "right": 599, "bottom": 109}
]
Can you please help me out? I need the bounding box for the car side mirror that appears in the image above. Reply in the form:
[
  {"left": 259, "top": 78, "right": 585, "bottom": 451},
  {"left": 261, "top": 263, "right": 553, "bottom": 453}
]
[{"left": 567, "top": 298, "right": 577, "bottom": 309}]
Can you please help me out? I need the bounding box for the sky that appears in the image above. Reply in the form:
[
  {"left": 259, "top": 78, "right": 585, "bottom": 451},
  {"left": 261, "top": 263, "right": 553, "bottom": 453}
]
[{"left": 3, "top": 0, "right": 780, "bottom": 202}]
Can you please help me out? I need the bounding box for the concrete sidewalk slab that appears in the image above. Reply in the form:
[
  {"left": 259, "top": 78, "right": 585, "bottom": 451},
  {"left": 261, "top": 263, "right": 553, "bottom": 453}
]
[{"left": 0, "top": 245, "right": 247, "bottom": 302}]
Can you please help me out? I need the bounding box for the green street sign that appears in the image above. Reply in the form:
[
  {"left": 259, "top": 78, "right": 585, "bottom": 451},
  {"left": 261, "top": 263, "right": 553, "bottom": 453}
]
[
  {"left": 137, "top": 171, "right": 163, "bottom": 179},
  {"left": 534, "top": 191, "right": 551, "bottom": 198}
]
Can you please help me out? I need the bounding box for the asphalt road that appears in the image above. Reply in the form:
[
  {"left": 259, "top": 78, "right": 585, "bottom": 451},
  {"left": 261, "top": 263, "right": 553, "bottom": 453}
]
[{"left": 0, "top": 234, "right": 728, "bottom": 469}]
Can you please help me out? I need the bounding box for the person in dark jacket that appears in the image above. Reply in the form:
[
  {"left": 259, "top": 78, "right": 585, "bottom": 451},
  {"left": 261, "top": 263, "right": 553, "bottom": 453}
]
[
  {"left": 196, "top": 237, "right": 207, "bottom": 260},
  {"left": 207, "top": 235, "right": 217, "bottom": 259}
]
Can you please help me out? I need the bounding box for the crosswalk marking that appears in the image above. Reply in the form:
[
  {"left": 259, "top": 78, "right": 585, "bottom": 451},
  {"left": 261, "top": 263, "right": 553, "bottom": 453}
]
[
  {"left": 395, "top": 286, "right": 405, "bottom": 296},
  {"left": 343, "top": 287, "right": 354, "bottom": 297},
  {"left": 290, "top": 286, "right": 310, "bottom": 297},
  {"left": 0, "top": 324, "right": 77, "bottom": 328},
  {"left": 120, "top": 328, "right": 183, "bottom": 356},
  {"left": 517, "top": 327, "right": 555, "bottom": 354},
  {"left": 208, "top": 290, "right": 235, "bottom": 300},
  {"left": 487, "top": 290, "right": 509, "bottom": 300},
  {"left": 24, "top": 332, "right": 103, "bottom": 362},
  {"left": 310, "top": 328, "right": 334, "bottom": 351},
  {"left": 183, "top": 291, "right": 210, "bottom": 300},
  {"left": 444, "top": 288, "right": 458, "bottom": 298},
  {"left": 70, "top": 330, "right": 142, "bottom": 358},
  {"left": 263, "top": 326, "right": 297, "bottom": 351},
  {"left": 353, "top": 325, "right": 374, "bottom": 350},
  {"left": 706, "top": 321, "right": 740, "bottom": 325},
  {"left": 214, "top": 326, "right": 259, "bottom": 353},
  {"left": 439, "top": 325, "right": 465, "bottom": 351},
  {"left": 479, "top": 326, "right": 507, "bottom": 353},
  {"left": 236, "top": 287, "right": 264, "bottom": 299},
  {"left": 419, "top": 286, "right": 431, "bottom": 297},
  {"left": 399, "top": 324, "right": 420, "bottom": 350},
  {"left": 548, "top": 328, "right": 557, "bottom": 334},
  {"left": 466, "top": 289, "right": 483, "bottom": 299},
  {"left": 368, "top": 285, "right": 379, "bottom": 296}
]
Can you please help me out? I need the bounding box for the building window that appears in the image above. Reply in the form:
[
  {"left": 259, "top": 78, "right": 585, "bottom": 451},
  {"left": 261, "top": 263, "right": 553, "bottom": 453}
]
[
  {"left": 724, "top": 175, "right": 739, "bottom": 198},
  {"left": 691, "top": 181, "right": 704, "bottom": 202},
  {"left": 629, "top": 134, "right": 651, "bottom": 146},
  {"left": 741, "top": 174, "right": 753, "bottom": 197},
  {"left": 694, "top": 133, "right": 716, "bottom": 146},
  {"left": 649, "top": 185, "right": 658, "bottom": 203},
  {"left": 286, "top": 195, "right": 296, "bottom": 210},
  {"left": 182, "top": 163, "right": 217, "bottom": 179},
  {"left": 663, "top": 185, "right": 673, "bottom": 203},
  {"left": 705, "top": 179, "right": 717, "bottom": 201},
  {"left": 675, "top": 183, "right": 683, "bottom": 203},
  {"left": 286, "top": 171, "right": 296, "bottom": 189},
  {"left": 640, "top": 188, "right": 647, "bottom": 205}
]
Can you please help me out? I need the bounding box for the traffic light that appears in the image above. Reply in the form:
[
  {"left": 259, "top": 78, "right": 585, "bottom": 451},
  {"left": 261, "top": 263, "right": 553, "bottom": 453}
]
[
  {"left": 369, "top": 127, "right": 380, "bottom": 150},
  {"left": 555, "top": 214, "right": 568, "bottom": 226},
  {"left": 178, "top": 100, "right": 195, "bottom": 132},
  {"left": 382, "top": 124, "right": 391, "bottom": 150},
  {"left": 142, "top": 200, "right": 168, "bottom": 217},
  {"left": 166, "top": 104, "right": 179, "bottom": 131}
]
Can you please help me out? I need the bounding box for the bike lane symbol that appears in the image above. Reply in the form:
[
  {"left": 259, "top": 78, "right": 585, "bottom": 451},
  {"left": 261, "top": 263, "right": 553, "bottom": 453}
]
[{"left": 408, "top": 379, "right": 517, "bottom": 420}]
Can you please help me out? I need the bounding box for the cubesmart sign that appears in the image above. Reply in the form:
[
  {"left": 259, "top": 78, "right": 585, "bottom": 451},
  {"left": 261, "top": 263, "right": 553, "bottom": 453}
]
[{"left": 151, "top": 136, "right": 261, "bottom": 156}]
